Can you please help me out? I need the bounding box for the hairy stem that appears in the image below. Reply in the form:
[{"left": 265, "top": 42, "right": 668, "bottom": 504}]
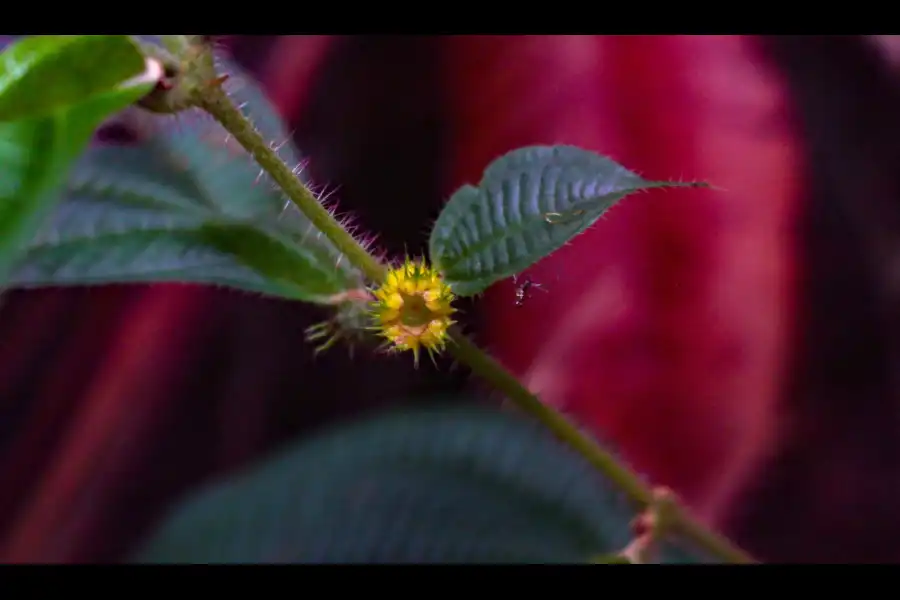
[
  {"left": 196, "top": 86, "right": 386, "bottom": 283},
  {"left": 191, "top": 42, "right": 755, "bottom": 565}
]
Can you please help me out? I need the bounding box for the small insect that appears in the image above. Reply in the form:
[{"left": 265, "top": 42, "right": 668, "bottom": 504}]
[
  {"left": 543, "top": 209, "right": 586, "bottom": 225},
  {"left": 513, "top": 275, "right": 548, "bottom": 307}
]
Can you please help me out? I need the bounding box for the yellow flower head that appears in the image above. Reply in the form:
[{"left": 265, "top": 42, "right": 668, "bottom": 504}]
[{"left": 370, "top": 258, "right": 455, "bottom": 365}]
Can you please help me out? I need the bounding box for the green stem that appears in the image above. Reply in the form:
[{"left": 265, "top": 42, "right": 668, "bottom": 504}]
[
  {"left": 670, "top": 507, "right": 755, "bottom": 564},
  {"left": 448, "top": 330, "right": 755, "bottom": 564},
  {"left": 448, "top": 329, "right": 652, "bottom": 505},
  {"left": 190, "top": 43, "right": 755, "bottom": 565}
]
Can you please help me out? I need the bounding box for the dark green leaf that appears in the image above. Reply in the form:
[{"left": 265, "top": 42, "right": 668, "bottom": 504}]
[
  {"left": 430, "top": 145, "right": 710, "bottom": 296},
  {"left": 9, "top": 150, "right": 360, "bottom": 301},
  {"left": 199, "top": 223, "right": 356, "bottom": 299},
  {"left": 135, "top": 404, "right": 636, "bottom": 563},
  {"left": 11, "top": 194, "right": 335, "bottom": 298},
  {"left": 0, "top": 35, "right": 157, "bottom": 285}
]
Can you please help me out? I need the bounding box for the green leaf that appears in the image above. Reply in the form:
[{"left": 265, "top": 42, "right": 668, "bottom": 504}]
[
  {"left": 12, "top": 51, "right": 364, "bottom": 300},
  {"left": 8, "top": 144, "right": 361, "bottom": 302},
  {"left": 7, "top": 55, "right": 361, "bottom": 301},
  {"left": 429, "top": 145, "right": 709, "bottom": 296},
  {"left": 0, "top": 35, "right": 149, "bottom": 122},
  {"left": 199, "top": 223, "right": 356, "bottom": 299},
  {"left": 0, "top": 35, "right": 157, "bottom": 286},
  {"left": 12, "top": 195, "right": 343, "bottom": 299},
  {"left": 135, "top": 404, "right": 636, "bottom": 563}
]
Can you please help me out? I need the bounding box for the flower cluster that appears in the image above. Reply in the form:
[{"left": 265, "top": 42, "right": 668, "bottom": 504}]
[{"left": 370, "top": 258, "right": 455, "bottom": 365}]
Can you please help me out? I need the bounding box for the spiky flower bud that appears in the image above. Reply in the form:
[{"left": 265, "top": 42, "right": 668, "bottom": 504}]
[{"left": 370, "top": 258, "right": 456, "bottom": 366}]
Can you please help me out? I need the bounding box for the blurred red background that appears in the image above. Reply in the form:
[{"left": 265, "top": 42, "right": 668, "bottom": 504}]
[{"left": 2, "top": 34, "right": 900, "bottom": 563}]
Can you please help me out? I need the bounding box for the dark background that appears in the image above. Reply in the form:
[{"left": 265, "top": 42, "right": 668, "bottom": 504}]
[{"left": 1, "top": 35, "right": 899, "bottom": 563}]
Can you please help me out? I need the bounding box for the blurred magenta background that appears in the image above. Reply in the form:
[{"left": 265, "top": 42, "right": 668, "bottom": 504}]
[{"left": 2, "top": 35, "right": 900, "bottom": 563}]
